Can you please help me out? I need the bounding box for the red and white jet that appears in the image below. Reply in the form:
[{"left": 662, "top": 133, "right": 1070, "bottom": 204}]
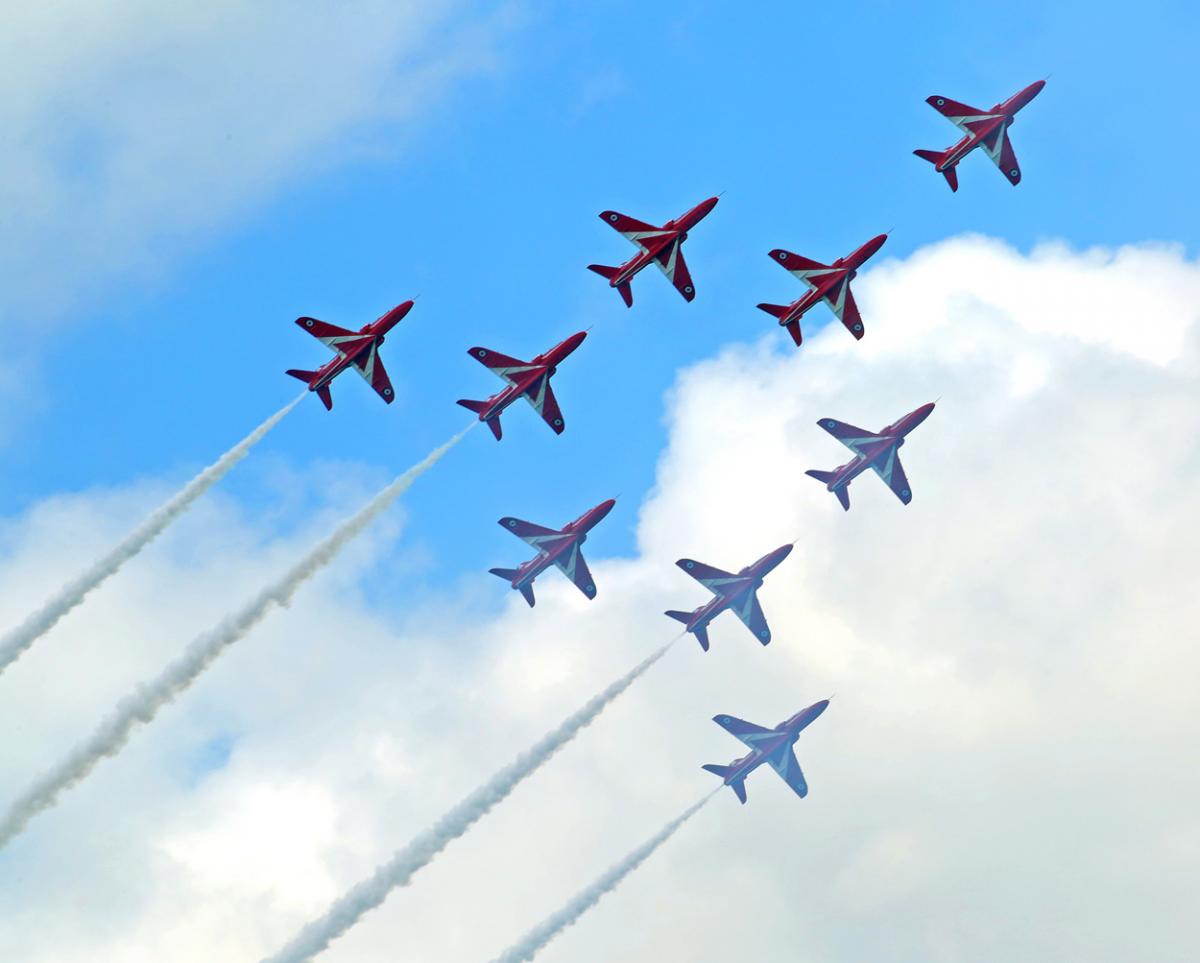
[
  {"left": 285, "top": 300, "right": 412, "bottom": 410},
  {"left": 757, "top": 233, "right": 888, "bottom": 345},
  {"left": 914, "top": 80, "right": 1046, "bottom": 191},
  {"left": 587, "top": 196, "right": 719, "bottom": 307},
  {"left": 456, "top": 331, "right": 587, "bottom": 441},
  {"left": 488, "top": 498, "right": 616, "bottom": 607}
]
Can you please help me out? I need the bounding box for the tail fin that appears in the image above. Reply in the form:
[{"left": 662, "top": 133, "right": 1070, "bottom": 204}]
[
  {"left": 285, "top": 368, "right": 316, "bottom": 385},
  {"left": 834, "top": 487, "right": 850, "bottom": 510},
  {"left": 665, "top": 609, "right": 691, "bottom": 625},
  {"left": 490, "top": 568, "right": 535, "bottom": 607},
  {"left": 702, "top": 765, "right": 747, "bottom": 803},
  {"left": 694, "top": 625, "right": 710, "bottom": 652},
  {"left": 316, "top": 386, "right": 333, "bottom": 410},
  {"left": 784, "top": 321, "right": 803, "bottom": 346},
  {"left": 588, "top": 265, "right": 633, "bottom": 308},
  {"left": 756, "top": 303, "right": 789, "bottom": 319},
  {"left": 805, "top": 469, "right": 837, "bottom": 486},
  {"left": 913, "top": 149, "right": 958, "bottom": 191},
  {"left": 457, "top": 400, "right": 503, "bottom": 440},
  {"left": 806, "top": 470, "right": 850, "bottom": 511}
]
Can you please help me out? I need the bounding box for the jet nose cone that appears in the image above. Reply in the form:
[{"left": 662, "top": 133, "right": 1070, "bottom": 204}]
[
  {"left": 560, "top": 330, "right": 588, "bottom": 354},
  {"left": 693, "top": 196, "right": 720, "bottom": 220},
  {"left": 594, "top": 497, "right": 617, "bottom": 520},
  {"left": 866, "top": 233, "right": 889, "bottom": 256},
  {"left": 773, "top": 543, "right": 795, "bottom": 563},
  {"left": 380, "top": 300, "right": 415, "bottom": 329}
]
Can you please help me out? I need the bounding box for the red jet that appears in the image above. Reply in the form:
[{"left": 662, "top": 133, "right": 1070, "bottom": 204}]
[
  {"left": 587, "top": 196, "right": 719, "bottom": 307},
  {"left": 456, "top": 331, "right": 587, "bottom": 440},
  {"left": 285, "top": 300, "right": 412, "bottom": 410},
  {"left": 488, "top": 498, "right": 616, "bottom": 607},
  {"left": 806, "top": 402, "right": 935, "bottom": 510},
  {"left": 914, "top": 80, "right": 1046, "bottom": 191},
  {"left": 757, "top": 234, "right": 888, "bottom": 345},
  {"left": 665, "top": 544, "right": 793, "bottom": 651}
]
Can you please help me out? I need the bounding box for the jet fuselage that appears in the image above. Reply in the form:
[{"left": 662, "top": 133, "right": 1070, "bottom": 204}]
[
  {"left": 715, "top": 700, "right": 830, "bottom": 786},
  {"left": 303, "top": 300, "right": 412, "bottom": 391},
  {"left": 775, "top": 233, "right": 888, "bottom": 327},
  {"left": 474, "top": 331, "right": 588, "bottom": 424},
  {"left": 509, "top": 498, "right": 616, "bottom": 589},
  {"left": 819, "top": 403, "right": 935, "bottom": 494},
  {"left": 934, "top": 80, "right": 1045, "bottom": 172},
  {"left": 682, "top": 543, "right": 792, "bottom": 634},
  {"left": 608, "top": 196, "right": 719, "bottom": 288}
]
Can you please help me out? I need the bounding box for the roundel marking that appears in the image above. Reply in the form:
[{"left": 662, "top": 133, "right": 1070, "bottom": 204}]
[
  {"left": 825, "top": 419, "right": 836, "bottom": 428},
  {"left": 720, "top": 716, "right": 730, "bottom": 723},
  {"left": 902, "top": 490, "right": 911, "bottom": 498},
  {"left": 778, "top": 251, "right": 788, "bottom": 261},
  {"left": 684, "top": 285, "right": 694, "bottom": 294},
  {"left": 383, "top": 387, "right": 392, "bottom": 396},
  {"left": 1009, "top": 169, "right": 1019, "bottom": 178},
  {"left": 554, "top": 418, "right": 563, "bottom": 426},
  {"left": 853, "top": 322, "right": 863, "bottom": 331},
  {"left": 586, "top": 584, "right": 595, "bottom": 594},
  {"left": 477, "top": 349, "right": 487, "bottom": 358},
  {"left": 686, "top": 561, "right": 695, "bottom": 569},
  {"left": 936, "top": 98, "right": 945, "bottom": 106},
  {"left": 760, "top": 630, "right": 769, "bottom": 638},
  {"left": 305, "top": 319, "right": 314, "bottom": 327},
  {"left": 508, "top": 519, "right": 517, "bottom": 527},
  {"left": 609, "top": 213, "right": 618, "bottom": 222}
]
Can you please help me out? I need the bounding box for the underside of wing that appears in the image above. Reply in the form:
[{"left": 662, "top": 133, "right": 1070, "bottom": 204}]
[
  {"left": 467, "top": 347, "right": 538, "bottom": 385},
  {"left": 767, "top": 744, "right": 808, "bottom": 798},
  {"left": 553, "top": 544, "right": 597, "bottom": 599},
  {"left": 818, "top": 417, "right": 885, "bottom": 455},
  {"left": 521, "top": 375, "right": 565, "bottom": 433},
  {"left": 599, "top": 210, "right": 672, "bottom": 252},
  {"left": 732, "top": 589, "right": 772, "bottom": 644},
  {"left": 498, "top": 516, "right": 572, "bottom": 552},
  {"left": 870, "top": 446, "right": 912, "bottom": 504},
  {"left": 769, "top": 249, "right": 841, "bottom": 290},
  {"left": 676, "top": 558, "right": 741, "bottom": 592},
  {"left": 831, "top": 285, "right": 865, "bottom": 339},
  {"left": 713, "top": 713, "right": 775, "bottom": 749},
  {"left": 654, "top": 239, "right": 695, "bottom": 301},
  {"left": 295, "top": 317, "right": 364, "bottom": 355},
  {"left": 926, "top": 95, "right": 1000, "bottom": 135},
  {"left": 982, "top": 125, "right": 1022, "bottom": 184},
  {"left": 351, "top": 343, "right": 395, "bottom": 403}
]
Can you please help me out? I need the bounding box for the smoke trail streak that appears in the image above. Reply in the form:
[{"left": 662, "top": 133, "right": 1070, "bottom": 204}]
[
  {"left": 0, "top": 395, "right": 305, "bottom": 677},
  {"left": 0, "top": 425, "right": 472, "bottom": 850},
  {"left": 260, "top": 638, "right": 679, "bottom": 963},
  {"left": 487, "top": 791, "right": 716, "bottom": 963}
]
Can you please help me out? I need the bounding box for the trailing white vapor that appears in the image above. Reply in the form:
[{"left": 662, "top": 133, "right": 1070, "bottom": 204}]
[
  {"left": 0, "top": 394, "right": 304, "bottom": 677},
  {"left": 0, "top": 425, "right": 472, "bottom": 850},
  {"left": 488, "top": 791, "right": 717, "bottom": 963},
  {"left": 260, "top": 638, "right": 680, "bottom": 963}
]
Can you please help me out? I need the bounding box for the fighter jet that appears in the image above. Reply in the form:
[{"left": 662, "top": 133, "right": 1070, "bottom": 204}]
[
  {"left": 702, "top": 699, "right": 829, "bottom": 804},
  {"left": 488, "top": 498, "right": 616, "bottom": 607},
  {"left": 806, "top": 402, "right": 935, "bottom": 511},
  {"left": 665, "top": 544, "right": 792, "bottom": 651},
  {"left": 757, "top": 233, "right": 888, "bottom": 345},
  {"left": 587, "top": 196, "right": 719, "bottom": 307},
  {"left": 914, "top": 80, "right": 1046, "bottom": 191},
  {"left": 456, "top": 331, "right": 587, "bottom": 441},
  {"left": 285, "top": 300, "right": 413, "bottom": 410}
]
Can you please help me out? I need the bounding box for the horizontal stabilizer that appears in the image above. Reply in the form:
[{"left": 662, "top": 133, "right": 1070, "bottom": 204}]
[
  {"left": 835, "top": 487, "right": 850, "bottom": 511},
  {"left": 694, "top": 624, "right": 710, "bottom": 652},
  {"left": 486, "top": 417, "right": 502, "bottom": 441},
  {"left": 456, "top": 398, "right": 488, "bottom": 414},
  {"left": 914, "top": 148, "right": 959, "bottom": 190},
  {"left": 805, "top": 468, "right": 837, "bottom": 485},
  {"left": 488, "top": 567, "right": 520, "bottom": 583},
  {"left": 756, "top": 302, "right": 789, "bottom": 319},
  {"left": 702, "top": 763, "right": 731, "bottom": 779},
  {"left": 703, "top": 763, "right": 750, "bottom": 801},
  {"left": 913, "top": 148, "right": 944, "bottom": 165},
  {"left": 785, "top": 321, "right": 803, "bottom": 346},
  {"left": 316, "top": 385, "right": 333, "bottom": 410},
  {"left": 285, "top": 368, "right": 316, "bottom": 385},
  {"left": 617, "top": 281, "right": 633, "bottom": 307},
  {"left": 587, "top": 263, "right": 619, "bottom": 280},
  {"left": 518, "top": 582, "right": 535, "bottom": 607},
  {"left": 664, "top": 609, "right": 692, "bottom": 625}
]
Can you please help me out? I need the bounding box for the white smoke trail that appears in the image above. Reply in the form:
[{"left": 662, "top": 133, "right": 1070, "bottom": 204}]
[
  {"left": 487, "top": 791, "right": 717, "bottom": 963},
  {"left": 0, "top": 394, "right": 305, "bottom": 677},
  {"left": 0, "top": 425, "right": 472, "bottom": 850},
  {"left": 260, "top": 638, "right": 679, "bottom": 963}
]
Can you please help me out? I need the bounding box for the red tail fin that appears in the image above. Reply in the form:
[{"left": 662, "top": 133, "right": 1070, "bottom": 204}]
[
  {"left": 588, "top": 264, "right": 634, "bottom": 307},
  {"left": 756, "top": 303, "right": 789, "bottom": 319},
  {"left": 914, "top": 149, "right": 958, "bottom": 191},
  {"left": 285, "top": 368, "right": 316, "bottom": 385},
  {"left": 316, "top": 386, "right": 333, "bottom": 410}
]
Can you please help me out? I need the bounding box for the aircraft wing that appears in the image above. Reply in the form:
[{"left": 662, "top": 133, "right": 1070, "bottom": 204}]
[
  {"left": 350, "top": 343, "right": 395, "bottom": 403},
  {"left": 295, "top": 317, "right": 366, "bottom": 356},
  {"left": 769, "top": 250, "right": 840, "bottom": 291},
  {"left": 766, "top": 744, "right": 808, "bottom": 798},
  {"left": 732, "top": 589, "right": 772, "bottom": 644},
  {"left": 676, "top": 558, "right": 742, "bottom": 592},
  {"left": 521, "top": 374, "right": 566, "bottom": 434},
  {"left": 552, "top": 543, "right": 598, "bottom": 599},
  {"left": 982, "top": 126, "right": 1022, "bottom": 184},
  {"left": 869, "top": 446, "right": 912, "bottom": 504},
  {"left": 498, "top": 517, "right": 573, "bottom": 553},
  {"left": 713, "top": 714, "right": 776, "bottom": 750},
  {"left": 467, "top": 347, "right": 538, "bottom": 386},
  {"left": 925, "top": 95, "right": 1000, "bottom": 135},
  {"left": 818, "top": 418, "right": 886, "bottom": 456},
  {"left": 599, "top": 210, "right": 671, "bottom": 252},
  {"left": 653, "top": 238, "right": 696, "bottom": 301},
  {"left": 822, "top": 280, "right": 865, "bottom": 339}
]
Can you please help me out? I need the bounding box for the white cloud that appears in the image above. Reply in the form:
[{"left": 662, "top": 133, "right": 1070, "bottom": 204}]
[
  {"left": 0, "top": 1, "right": 509, "bottom": 322},
  {"left": 0, "top": 235, "right": 1197, "bottom": 961}
]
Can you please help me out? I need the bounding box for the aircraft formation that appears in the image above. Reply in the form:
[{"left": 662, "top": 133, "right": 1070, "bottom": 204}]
[
  {"left": 281, "top": 80, "right": 1042, "bottom": 813},
  {"left": 0, "top": 79, "right": 1045, "bottom": 959}
]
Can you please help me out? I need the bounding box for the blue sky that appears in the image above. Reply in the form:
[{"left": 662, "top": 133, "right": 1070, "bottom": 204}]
[{"left": 5, "top": 0, "right": 1198, "bottom": 596}]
